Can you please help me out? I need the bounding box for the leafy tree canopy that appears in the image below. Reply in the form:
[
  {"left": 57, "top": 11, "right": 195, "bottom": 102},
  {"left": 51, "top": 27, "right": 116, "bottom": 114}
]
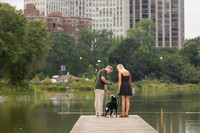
[
  {"left": 127, "top": 19, "right": 156, "bottom": 51},
  {"left": 0, "top": 3, "right": 51, "bottom": 85},
  {"left": 181, "top": 37, "right": 200, "bottom": 67}
]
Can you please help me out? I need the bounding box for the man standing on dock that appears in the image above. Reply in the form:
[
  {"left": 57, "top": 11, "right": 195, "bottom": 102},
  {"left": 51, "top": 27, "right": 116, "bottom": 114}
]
[{"left": 94, "top": 65, "right": 113, "bottom": 117}]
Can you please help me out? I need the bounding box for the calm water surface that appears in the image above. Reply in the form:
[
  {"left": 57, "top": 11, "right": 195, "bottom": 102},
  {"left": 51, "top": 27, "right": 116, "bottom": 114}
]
[{"left": 0, "top": 88, "right": 200, "bottom": 133}]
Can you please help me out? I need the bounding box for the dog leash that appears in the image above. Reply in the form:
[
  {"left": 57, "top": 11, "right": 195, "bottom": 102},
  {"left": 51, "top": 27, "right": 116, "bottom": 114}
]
[{"left": 105, "top": 84, "right": 110, "bottom": 104}]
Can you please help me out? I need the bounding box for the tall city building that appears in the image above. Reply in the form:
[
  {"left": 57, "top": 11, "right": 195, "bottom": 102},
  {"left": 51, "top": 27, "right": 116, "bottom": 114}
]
[
  {"left": 24, "top": 0, "right": 130, "bottom": 38},
  {"left": 130, "top": 0, "right": 184, "bottom": 49}
]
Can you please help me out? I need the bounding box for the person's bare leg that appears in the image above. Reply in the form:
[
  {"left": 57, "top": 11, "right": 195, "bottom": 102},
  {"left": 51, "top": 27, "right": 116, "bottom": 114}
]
[
  {"left": 125, "top": 96, "right": 130, "bottom": 116},
  {"left": 121, "top": 96, "right": 125, "bottom": 116}
]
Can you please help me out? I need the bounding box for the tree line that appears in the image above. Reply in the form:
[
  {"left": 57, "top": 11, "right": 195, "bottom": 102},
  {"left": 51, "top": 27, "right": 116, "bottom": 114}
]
[{"left": 0, "top": 3, "right": 200, "bottom": 87}]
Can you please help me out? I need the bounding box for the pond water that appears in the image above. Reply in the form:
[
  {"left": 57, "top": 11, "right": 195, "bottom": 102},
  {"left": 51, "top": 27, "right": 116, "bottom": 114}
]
[{"left": 0, "top": 88, "right": 200, "bottom": 133}]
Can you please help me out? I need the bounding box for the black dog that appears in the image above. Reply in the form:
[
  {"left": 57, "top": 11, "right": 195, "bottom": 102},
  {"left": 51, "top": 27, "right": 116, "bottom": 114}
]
[{"left": 105, "top": 95, "right": 118, "bottom": 117}]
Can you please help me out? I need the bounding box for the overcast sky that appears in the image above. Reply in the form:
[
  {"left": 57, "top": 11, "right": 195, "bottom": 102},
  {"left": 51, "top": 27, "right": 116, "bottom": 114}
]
[{"left": 0, "top": 0, "right": 200, "bottom": 39}]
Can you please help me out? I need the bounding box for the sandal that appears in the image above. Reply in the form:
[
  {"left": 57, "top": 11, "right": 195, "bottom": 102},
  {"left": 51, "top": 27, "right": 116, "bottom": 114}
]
[
  {"left": 125, "top": 114, "right": 129, "bottom": 117},
  {"left": 119, "top": 114, "right": 125, "bottom": 117}
]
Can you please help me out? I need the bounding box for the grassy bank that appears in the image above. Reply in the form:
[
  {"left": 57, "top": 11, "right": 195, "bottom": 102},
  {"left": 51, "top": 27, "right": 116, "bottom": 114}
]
[
  {"left": 0, "top": 83, "right": 47, "bottom": 96},
  {"left": 0, "top": 79, "right": 199, "bottom": 96},
  {"left": 134, "top": 79, "right": 200, "bottom": 90},
  {"left": 108, "top": 79, "right": 200, "bottom": 92}
]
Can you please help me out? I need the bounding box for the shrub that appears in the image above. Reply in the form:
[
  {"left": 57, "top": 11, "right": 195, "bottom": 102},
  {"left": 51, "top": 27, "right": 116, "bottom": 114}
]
[
  {"left": 68, "top": 76, "right": 96, "bottom": 91},
  {"left": 160, "top": 75, "right": 171, "bottom": 83},
  {"left": 43, "top": 76, "right": 52, "bottom": 85},
  {"left": 33, "top": 74, "right": 40, "bottom": 84},
  {"left": 181, "top": 64, "right": 200, "bottom": 84},
  {"left": 35, "top": 84, "right": 67, "bottom": 92}
]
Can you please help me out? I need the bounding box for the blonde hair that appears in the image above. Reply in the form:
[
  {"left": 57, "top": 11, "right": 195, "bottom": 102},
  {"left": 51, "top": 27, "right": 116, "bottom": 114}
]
[
  {"left": 106, "top": 65, "right": 113, "bottom": 72},
  {"left": 117, "top": 64, "right": 129, "bottom": 74}
]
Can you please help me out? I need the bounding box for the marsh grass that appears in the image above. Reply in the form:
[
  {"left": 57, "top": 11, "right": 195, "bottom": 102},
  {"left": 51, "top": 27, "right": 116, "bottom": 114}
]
[{"left": 1, "top": 78, "right": 199, "bottom": 97}]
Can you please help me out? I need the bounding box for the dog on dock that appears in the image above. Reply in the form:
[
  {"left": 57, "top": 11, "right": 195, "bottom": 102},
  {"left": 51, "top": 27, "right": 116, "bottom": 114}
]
[{"left": 105, "top": 95, "right": 118, "bottom": 117}]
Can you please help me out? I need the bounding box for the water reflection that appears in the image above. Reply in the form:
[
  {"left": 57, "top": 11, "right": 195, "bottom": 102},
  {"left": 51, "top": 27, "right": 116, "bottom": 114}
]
[{"left": 0, "top": 89, "right": 200, "bottom": 133}]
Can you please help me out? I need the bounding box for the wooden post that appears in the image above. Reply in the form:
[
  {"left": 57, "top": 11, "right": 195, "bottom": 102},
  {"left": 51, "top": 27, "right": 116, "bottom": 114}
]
[
  {"left": 80, "top": 108, "right": 82, "bottom": 116},
  {"left": 161, "top": 108, "right": 163, "bottom": 132}
]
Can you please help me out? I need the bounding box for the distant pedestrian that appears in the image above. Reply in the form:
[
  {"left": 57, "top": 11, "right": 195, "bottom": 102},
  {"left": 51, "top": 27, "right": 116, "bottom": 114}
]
[
  {"left": 94, "top": 65, "right": 113, "bottom": 117},
  {"left": 117, "top": 64, "right": 132, "bottom": 117}
]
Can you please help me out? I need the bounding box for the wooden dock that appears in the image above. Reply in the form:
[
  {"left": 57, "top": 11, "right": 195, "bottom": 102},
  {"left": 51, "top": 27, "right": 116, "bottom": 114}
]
[{"left": 70, "top": 115, "right": 158, "bottom": 133}]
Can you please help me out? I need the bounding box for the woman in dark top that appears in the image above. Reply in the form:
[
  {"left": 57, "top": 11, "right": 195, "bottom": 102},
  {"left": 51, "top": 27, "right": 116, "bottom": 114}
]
[{"left": 117, "top": 64, "right": 132, "bottom": 117}]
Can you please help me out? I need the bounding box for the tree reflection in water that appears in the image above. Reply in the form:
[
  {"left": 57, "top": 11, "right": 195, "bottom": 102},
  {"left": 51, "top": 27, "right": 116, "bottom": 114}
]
[{"left": 0, "top": 89, "right": 200, "bottom": 133}]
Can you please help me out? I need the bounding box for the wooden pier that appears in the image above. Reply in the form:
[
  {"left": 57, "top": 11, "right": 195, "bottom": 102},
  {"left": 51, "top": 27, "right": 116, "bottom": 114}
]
[{"left": 70, "top": 115, "right": 158, "bottom": 133}]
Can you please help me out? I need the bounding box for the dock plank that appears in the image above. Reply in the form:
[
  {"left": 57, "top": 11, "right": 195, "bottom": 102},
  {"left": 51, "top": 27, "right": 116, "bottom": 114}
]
[{"left": 70, "top": 115, "right": 158, "bottom": 133}]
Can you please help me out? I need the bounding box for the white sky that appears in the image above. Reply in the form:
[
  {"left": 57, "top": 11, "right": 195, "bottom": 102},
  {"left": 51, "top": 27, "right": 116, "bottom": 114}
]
[{"left": 0, "top": 0, "right": 200, "bottom": 39}]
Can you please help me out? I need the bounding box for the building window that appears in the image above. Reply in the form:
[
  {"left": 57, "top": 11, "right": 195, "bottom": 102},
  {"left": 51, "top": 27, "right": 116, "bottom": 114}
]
[
  {"left": 158, "top": 37, "right": 163, "bottom": 41},
  {"left": 165, "top": 37, "right": 169, "bottom": 41},
  {"left": 172, "top": 42, "right": 178, "bottom": 46},
  {"left": 172, "top": 37, "right": 178, "bottom": 41},
  {"left": 172, "top": 14, "right": 178, "bottom": 17},
  {"left": 142, "top": 14, "right": 148, "bottom": 18},
  {"left": 142, "top": 0, "right": 148, "bottom": 4},
  {"left": 165, "top": 42, "right": 169, "bottom": 46},
  {"left": 142, "top": 5, "right": 148, "bottom": 8},
  {"left": 172, "top": 33, "right": 178, "bottom": 36},
  {"left": 158, "top": 42, "right": 162, "bottom": 47},
  {"left": 53, "top": 23, "right": 56, "bottom": 28}
]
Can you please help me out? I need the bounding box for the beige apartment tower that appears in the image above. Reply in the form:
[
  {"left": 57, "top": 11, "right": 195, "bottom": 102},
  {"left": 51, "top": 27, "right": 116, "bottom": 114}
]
[
  {"left": 24, "top": 0, "right": 130, "bottom": 38},
  {"left": 130, "top": 0, "right": 184, "bottom": 49}
]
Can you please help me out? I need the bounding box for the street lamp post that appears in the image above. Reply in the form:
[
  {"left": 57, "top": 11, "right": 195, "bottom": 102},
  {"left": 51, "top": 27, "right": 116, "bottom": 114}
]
[{"left": 97, "top": 60, "right": 101, "bottom": 70}]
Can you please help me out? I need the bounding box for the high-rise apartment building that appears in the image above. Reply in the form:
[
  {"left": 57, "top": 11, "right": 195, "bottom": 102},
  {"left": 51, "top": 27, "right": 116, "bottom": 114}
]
[
  {"left": 24, "top": 0, "right": 130, "bottom": 37},
  {"left": 130, "top": 0, "right": 184, "bottom": 49}
]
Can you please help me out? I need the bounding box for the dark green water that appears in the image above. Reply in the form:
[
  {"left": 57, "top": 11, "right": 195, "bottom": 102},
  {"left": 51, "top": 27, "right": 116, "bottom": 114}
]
[{"left": 0, "top": 89, "right": 200, "bottom": 133}]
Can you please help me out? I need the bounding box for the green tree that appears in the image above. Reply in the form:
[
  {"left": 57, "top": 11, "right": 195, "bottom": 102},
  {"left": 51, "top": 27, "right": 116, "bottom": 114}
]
[
  {"left": 108, "top": 38, "right": 140, "bottom": 81},
  {"left": 44, "top": 76, "right": 52, "bottom": 85},
  {"left": 127, "top": 19, "right": 156, "bottom": 51},
  {"left": 81, "top": 64, "right": 97, "bottom": 79},
  {"left": 38, "top": 72, "right": 45, "bottom": 81},
  {"left": 80, "top": 75, "right": 87, "bottom": 84},
  {"left": 76, "top": 29, "right": 114, "bottom": 69},
  {"left": 76, "top": 29, "right": 96, "bottom": 68},
  {"left": 181, "top": 37, "right": 200, "bottom": 67},
  {"left": 108, "top": 38, "right": 161, "bottom": 81},
  {"left": 181, "top": 64, "right": 200, "bottom": 84},
  {"left": 66, "top": 76, "right": 74, "bottom": 85},
  {"left": 162, "top": 53, "right": 189, "bottom": 82},
  {"left": 0, "top": 3, "right": 51, "bottom": 86},
  {"left": 0, "top": 3, "right": 27, "bottom": 85},
  {"left": 152, "top": 47, "right": 178, "bottom": 57},
  {"left": 93, "top": 29, "right": 113, "bottom": 66},
  {"left": 132, "top": 46, "right": 162, "bottom": 80},
  {"left": 33, "top": 74, "right": 40, "bottom": 84},
  {"left": 109, "top": 38, "right": 140, "bottom": 65},
  {"left": 41, "top": 32, "right": 81, "bottom": 76}
]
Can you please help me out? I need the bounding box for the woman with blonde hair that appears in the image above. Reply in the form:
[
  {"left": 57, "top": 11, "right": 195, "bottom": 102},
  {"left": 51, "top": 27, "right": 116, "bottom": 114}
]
[{"left": 117, "top": 64, "right": 132, "bottom": 117}]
